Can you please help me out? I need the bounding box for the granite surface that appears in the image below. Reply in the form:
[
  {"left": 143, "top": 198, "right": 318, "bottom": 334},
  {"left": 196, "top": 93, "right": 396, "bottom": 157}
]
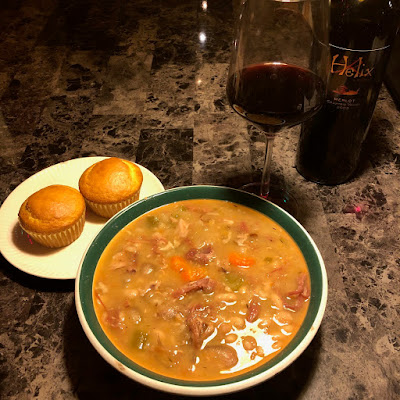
[{"left": 0, "top": 1, "right": 399, "bottom": 399}]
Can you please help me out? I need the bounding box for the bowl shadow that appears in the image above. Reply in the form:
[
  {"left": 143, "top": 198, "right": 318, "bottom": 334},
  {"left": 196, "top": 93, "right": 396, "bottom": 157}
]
[{"left": 63, "top": 301, "right": 322, "bottom": 400}]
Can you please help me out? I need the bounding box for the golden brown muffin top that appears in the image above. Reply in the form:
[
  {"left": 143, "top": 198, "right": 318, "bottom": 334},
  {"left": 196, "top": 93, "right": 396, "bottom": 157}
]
[
  {"left": 79, "top": 158, "right": 143, "bottom": 204},
  {"left": 18, "top": 185, "right": 86, "bottom": 234}
]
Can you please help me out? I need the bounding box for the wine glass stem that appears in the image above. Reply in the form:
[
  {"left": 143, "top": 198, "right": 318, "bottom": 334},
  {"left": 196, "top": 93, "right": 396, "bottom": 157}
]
[{"left": 260, "top": 134, "right": 275, "bottom": 198}]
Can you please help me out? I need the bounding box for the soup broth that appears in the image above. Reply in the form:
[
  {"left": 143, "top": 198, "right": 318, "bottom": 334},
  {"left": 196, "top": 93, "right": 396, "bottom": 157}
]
[{"left": 93, "top": 199, "right": 310, "bottom": 380}]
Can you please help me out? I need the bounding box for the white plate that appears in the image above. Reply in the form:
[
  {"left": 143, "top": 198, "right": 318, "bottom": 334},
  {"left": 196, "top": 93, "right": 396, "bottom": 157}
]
[{"left": 0, "top": 157, "right": 165, "bottom": 280}]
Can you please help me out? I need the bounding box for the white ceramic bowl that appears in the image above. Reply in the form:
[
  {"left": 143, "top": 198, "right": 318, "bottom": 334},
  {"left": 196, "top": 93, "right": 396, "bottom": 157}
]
[{"left": 75, "top": 185, "right": 328, "bottom": 396}]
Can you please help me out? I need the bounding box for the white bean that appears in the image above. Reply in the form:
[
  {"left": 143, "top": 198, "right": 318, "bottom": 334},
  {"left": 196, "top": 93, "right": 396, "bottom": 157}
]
[
  {"left": 96, "top": 281, "right": 108, "bottom": 294},
  {"left": 215, "top": 293, "right": 237, "bottom": 302},
  {"left": 239, "top": 285, "right": 248, "bottom": 294},
  {"left": 219, "top": 323, "right": 232, "bottom": 334},
  {"left": 258, "top": 318, "right": 271, "bottom": 329},
  {"left": 230, "top": 316, "right": 245, "bottom": 329},
  {"left": 225, "top": 334, "right": 238, "bottom": 344},
  {"left": 125, "top": 245, "right": 137, "bottom": 252},
  {"left": 271, "top": 292, "right": 283, "bottom": 309},
  {"left": 112, "top": 251, "right": 125, "bottom": 261},
  {"left": 272, "top": 341, "right": 282, "bottom": 350},
  {"left": 256, "top": 346, "right": 265, "bottom": 357},
  {"left": 257, "top": 282, "right": 272, "bottom": 298},
  {"left": 242, "top": 336, "right": 257, "bottom": 351},
  {"left": 275, "top": 310, "right": 293, "bottom": 324},
  {"left": 282, "top": 324, "right": 294, "bottom": 335}
]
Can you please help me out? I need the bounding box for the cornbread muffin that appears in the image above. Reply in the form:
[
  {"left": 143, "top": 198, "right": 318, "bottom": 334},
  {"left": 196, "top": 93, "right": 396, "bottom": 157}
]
[
  {"left": 79, "top": 157, "right": 143, "bottom": 218},
  {"left": 18, "top": 185, "right": 86, "bottom": 248}
]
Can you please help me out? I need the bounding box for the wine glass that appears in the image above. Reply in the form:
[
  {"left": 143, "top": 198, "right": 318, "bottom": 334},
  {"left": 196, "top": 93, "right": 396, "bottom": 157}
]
[{"left": 227, "top": 0, "right": 329, "bottom": 212}]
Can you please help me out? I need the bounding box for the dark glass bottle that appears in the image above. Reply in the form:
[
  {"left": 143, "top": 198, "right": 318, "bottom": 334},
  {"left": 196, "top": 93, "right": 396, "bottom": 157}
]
[{"left": 296, "top": 0, "right": 399, "bottom": 185}]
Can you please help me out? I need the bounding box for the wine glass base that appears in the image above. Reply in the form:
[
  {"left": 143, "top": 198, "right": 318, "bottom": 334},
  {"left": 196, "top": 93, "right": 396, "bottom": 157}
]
[{"left": 239, "top": 182, "right": 299, "bottom": 217}]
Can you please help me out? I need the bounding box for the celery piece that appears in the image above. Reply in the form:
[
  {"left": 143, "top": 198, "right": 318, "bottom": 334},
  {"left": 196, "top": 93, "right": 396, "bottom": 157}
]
[
  {"left": 146, "top": 215, "right": 160, "bottom": 227},
  {"left": 132, "top": 330, "right": 148, "bottom": 350},
  {"left": 224, "top": 272, "right": 244, "bottom": 292}
]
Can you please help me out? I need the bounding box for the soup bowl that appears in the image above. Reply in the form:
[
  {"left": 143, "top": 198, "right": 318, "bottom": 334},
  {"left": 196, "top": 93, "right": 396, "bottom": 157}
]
[{"left": 75, "top": 185, "right": 327, "bottom": 396}]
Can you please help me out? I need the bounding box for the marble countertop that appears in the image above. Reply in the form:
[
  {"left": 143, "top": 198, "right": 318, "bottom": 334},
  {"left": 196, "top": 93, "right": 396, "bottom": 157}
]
[{"left": 0, "top": 0, "right": 399, "bottom": 399}]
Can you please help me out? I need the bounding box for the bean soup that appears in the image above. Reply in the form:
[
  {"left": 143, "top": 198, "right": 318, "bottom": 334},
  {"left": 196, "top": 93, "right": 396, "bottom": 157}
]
[{"left": 93, "top": 199, "right": 310, "bottom": 380}]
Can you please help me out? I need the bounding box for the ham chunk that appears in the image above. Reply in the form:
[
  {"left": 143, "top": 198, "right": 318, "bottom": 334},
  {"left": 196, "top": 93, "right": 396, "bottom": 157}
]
[
  {"left": 104, "top": 309, "right": 124, "bottom": 329},
  {"left": 157, "top": 305, "right": 181, "bottom": 320},
  {"left": 177, "top": 219, "right": 189, "bottom": 238},
  {"left": 288, "top": 273, "right": 309, "bottom": 297},
  {"left": 110, "top": 251, "right": 137, "bottom": 272},
  {"left": 186, "top": 304, "right": 215, "bottom": 348},
  {"left": 284, "top": 273, "right": 311, "bottom": 311},
  {"left": 151, "top": 232, "right": 168, "bottom": 254},
  {"left": 185, "top": 245, "right": 214, "bottom": 265},
  {"left": 172, "top": 278, "right": 216, "bottom": 298}
]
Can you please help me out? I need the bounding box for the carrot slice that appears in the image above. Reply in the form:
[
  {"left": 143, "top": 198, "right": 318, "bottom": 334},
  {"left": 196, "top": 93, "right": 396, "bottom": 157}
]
[
  {"left": 170, "top": 256, "right": 207, "bottom": 281},
  {"left": 181, "top": 266, "right": 207, "bottom": 282},
  {"left": 170, "top": 255, "right": 188, "bottom": 273},
  {"left": 229, "top": 252, "right": 255, "bottom": 268}
]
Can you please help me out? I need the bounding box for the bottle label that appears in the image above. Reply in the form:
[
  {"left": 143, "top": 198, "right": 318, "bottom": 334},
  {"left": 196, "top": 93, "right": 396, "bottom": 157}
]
[{"left": 326, "top": 44, "right": 391, "bottom": 111}]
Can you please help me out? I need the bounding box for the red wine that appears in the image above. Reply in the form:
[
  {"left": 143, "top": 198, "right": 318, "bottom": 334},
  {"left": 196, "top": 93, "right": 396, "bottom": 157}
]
[
  {"left": 226, "top": 63, "right": 325, "bottom": 133},
  {"left": 296, "top": 0, "right": 399, "bottom": 185}
]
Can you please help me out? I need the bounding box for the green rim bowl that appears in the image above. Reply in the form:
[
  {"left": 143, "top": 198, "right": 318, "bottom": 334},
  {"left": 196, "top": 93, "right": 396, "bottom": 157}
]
[{"left": 75, "top": 185, "right": 328, "bottom": 396}]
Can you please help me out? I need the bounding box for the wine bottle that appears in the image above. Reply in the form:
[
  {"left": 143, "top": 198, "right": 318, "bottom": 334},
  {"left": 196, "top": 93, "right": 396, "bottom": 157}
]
[{"left": 296, "top": 0, "right": 399, "bottom": 185}]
